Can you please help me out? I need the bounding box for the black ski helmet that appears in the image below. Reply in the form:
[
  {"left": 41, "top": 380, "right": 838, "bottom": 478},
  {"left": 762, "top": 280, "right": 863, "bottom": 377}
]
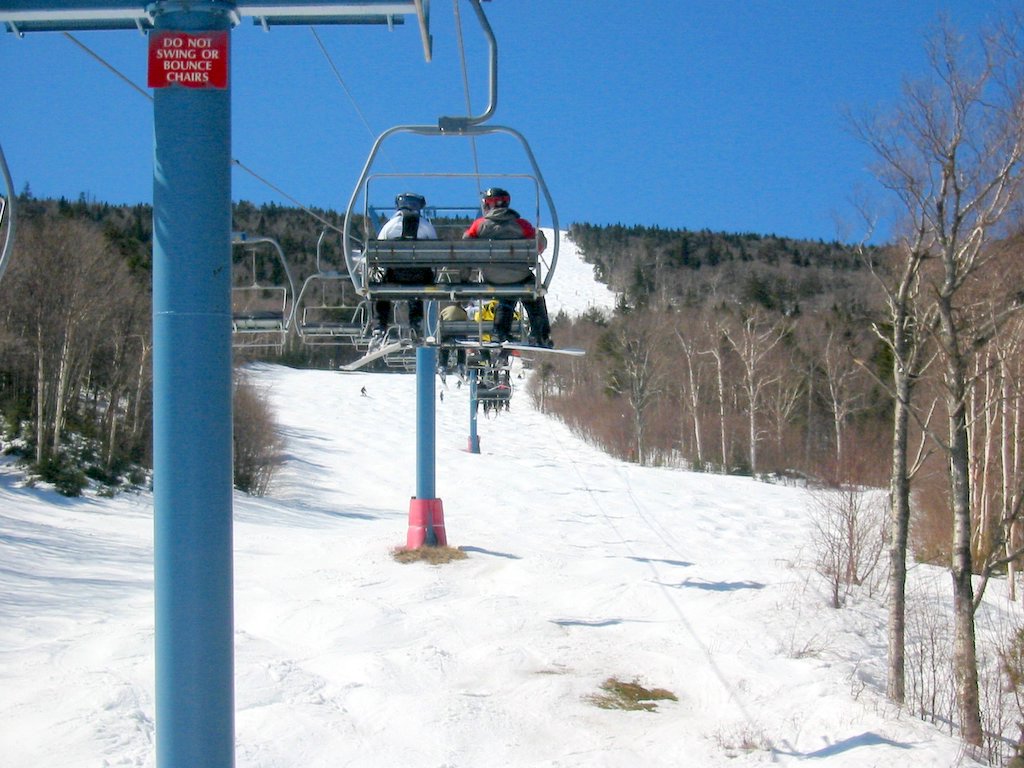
[
  {"left": 481, "top": 187, "right": 511, "bottom": 211},
  {"left": 395, "top": 192, "right": 426, "bottom": 212}
]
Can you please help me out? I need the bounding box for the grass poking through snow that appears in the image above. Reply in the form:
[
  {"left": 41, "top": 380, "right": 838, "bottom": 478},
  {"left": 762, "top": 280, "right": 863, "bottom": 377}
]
[
  {"left": 392, "top": 546, "right": 469, "bottom": 565},
  {"left": 585, "top": 677, "right": 678, "bottom": 712}
]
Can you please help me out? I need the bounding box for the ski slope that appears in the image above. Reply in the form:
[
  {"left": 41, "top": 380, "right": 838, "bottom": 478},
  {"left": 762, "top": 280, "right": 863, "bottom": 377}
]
[
  {"left": 542, "top": 228, "right": 618, "bottom": 319},
  {"left": 0, "top": 232, "right": 1013, "bottom": 767}
]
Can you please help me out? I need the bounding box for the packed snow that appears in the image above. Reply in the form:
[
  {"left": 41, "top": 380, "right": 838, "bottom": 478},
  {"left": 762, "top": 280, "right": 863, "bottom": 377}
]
[
  {"left": 542, "top": 228, "right": 618, "bottom": 319},
  {"left": 0, "top": 232, "right": 1013, "bottom": 767}
]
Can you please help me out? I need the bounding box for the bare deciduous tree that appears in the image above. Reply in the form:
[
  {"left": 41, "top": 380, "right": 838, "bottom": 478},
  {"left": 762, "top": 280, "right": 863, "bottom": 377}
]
[
  {"left": 821, "top": 326, "right": 871, "bottom": 472},
  {"left": 3, "top": 215, "right": 133, "bottom": 465},
  {"left": 674, "top": 309, "right": 717, "bottom": 467},
  {"left": 601, "top": 313, "right": 669, "bottom": 466},
  {"left": 808, "top": 485, "right": 887, "bottom": 608},
  {"left": 233, "top": 372, "right": 283, "bottom": 496},
  {"left": 763, "top": 347, "right": 805, "bottom": 468},
  {"left": 855, "top": 18, "right": 1024, "bottom": 745},
  {"left": 722, "top": 309, "right": 789, "bottom": 475}
]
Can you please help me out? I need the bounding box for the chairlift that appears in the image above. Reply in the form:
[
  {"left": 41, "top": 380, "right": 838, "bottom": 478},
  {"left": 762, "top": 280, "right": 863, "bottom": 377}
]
[
  {"left": 295, "top": 229, "right": 372, "bottom": 347},
  {"left": 380, "top": 333, "right": 418, "bottom": 371},
  {"left": 0, "top": 141, "right": 15, "bottom": 284},
  {"left": 345, "top": 155, "right": 558, "bottom": 308},
  {"left": 366, "top": 196, "right": 529, "bottom": 348},
  {"left": 341, "top": 0, "right": 559, "bottom": 324},
  {"left": 476, "top": 366, "right": 512, "bottom": 412},
  {"left": 231, "top": 232, "right": 296, "bottom": 351}
]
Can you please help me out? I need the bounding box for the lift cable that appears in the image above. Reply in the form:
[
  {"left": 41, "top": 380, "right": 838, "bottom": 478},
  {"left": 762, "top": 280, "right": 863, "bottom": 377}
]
[
  {"left": 0, "top": 142, "right": 15, "bottom": 283},
  {"left": 308, "top": 27, "right": 380, "bottom": 151},
  {"left": 539, "top": 415, "right": 774, "bottom": 752},
  {"left": 309, "top": 26, "right": 397, "bottom": 175},
  {"left": 63, "top": 33, "right": 152, "bottom": 102},
  {"left": 452, "top": 0, "right": 482, "bottom": 198},
  {"left": 61, "top": 32, "right": 343, "bottom": 234},
  {"left": 231, "top": 158, "right": 342, "bottom": 234}
]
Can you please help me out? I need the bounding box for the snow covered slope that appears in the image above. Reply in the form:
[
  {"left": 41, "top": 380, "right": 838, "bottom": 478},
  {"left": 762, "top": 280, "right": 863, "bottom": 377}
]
[
  {"left": 541, "top": 228, "right": 618, "bottom": 318},
  {"left": 0, "top": 359, "right": 1003, "bottom": 767}
]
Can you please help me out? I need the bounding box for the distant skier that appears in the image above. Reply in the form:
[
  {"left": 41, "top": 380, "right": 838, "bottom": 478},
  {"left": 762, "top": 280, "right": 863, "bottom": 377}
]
[
  {"left": 463, "top": 188, "right": 553, "bottom": 348},
  {"left": 360, "top": 386, "right": 367, "bottom": 397}
]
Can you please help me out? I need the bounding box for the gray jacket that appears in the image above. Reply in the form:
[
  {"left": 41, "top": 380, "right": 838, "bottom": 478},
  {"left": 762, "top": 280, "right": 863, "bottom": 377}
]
[{"left": 464, "top": 207, "right": 536, "bottom": 284}]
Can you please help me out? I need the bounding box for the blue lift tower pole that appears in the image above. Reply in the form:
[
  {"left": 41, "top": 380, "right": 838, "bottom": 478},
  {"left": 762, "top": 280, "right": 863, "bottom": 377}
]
[
  {"left": 468, "top": 368, "right": 481, "bottom": 453},
  {"left": 0, "top": 3, "right": 431, "bottom": 765},
  {"left": 406, "top": 343, "right": 448, "bottom": 548},
  {"left": 150, "top": 4, "right": 235, "bottom": 765}
]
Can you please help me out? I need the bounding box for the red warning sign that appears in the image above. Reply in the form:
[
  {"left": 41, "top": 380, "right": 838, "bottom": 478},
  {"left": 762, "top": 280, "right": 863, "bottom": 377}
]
[{"left": 148, "top": 31, "right": 228, "bottom": 89}]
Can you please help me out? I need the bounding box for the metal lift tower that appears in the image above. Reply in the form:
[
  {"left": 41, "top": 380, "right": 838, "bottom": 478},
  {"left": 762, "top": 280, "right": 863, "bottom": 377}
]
[{"left": 0, "top": 2, "right": 430, "bottom": 765}]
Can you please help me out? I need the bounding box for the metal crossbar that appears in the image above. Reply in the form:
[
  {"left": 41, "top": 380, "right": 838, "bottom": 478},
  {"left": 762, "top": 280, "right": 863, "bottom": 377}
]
[
  {"left": 358, "top": 237, "right": 542, "bottom": 301},
  {"left": 366, "top": 282, "right": 538, "bottom": 301},
  {"left": 0, "top": 2, "right": 430, "bottom": 44},
  {"left": 364, "top": 238, "right": 537, "bottom": 268}
]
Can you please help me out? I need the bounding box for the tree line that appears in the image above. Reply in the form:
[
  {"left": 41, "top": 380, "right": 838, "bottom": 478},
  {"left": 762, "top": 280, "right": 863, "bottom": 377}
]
[
  {"left": 545, "top": 225, "right": 886, "bottom": 479},
  {"left": 0, "top": 193, "right": 896, "bottom": 491},
  {"left": 0, "top": 195, "right": 291, "bottom": 495},
  {"left": 0, "top": 192, "right": 388, "bottom": 498},
  {"left": 532, "top": 17, "right": 1024, "bottom": 762},
  {"left": 0, "top": 196, "right": 152, "bottom": 493}
]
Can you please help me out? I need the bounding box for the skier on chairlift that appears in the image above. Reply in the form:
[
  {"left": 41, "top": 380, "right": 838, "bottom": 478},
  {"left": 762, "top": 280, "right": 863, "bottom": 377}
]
[
  {"left": 371, "top": 192, "right": 437, "bottom": 345},
  {"left": 463, "top": 187, "right": 553, "bottom": 348}
]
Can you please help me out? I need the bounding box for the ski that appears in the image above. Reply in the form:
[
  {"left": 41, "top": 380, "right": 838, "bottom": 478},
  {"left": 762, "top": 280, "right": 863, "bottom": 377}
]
[
  {"left": 340, "top": 340, "right": 412, "bottom": 372},
  {"left": 454, "top": 339, "right": 585, "bottom": 357},
  {"left": 502, "top": 342, "right": 585, "bottom": 357}
]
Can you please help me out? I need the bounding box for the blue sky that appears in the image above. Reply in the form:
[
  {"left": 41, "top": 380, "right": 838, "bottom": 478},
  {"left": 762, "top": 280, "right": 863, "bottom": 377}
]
[{"left": 0, "top": 0, "right": 1007, "bottom": 242}]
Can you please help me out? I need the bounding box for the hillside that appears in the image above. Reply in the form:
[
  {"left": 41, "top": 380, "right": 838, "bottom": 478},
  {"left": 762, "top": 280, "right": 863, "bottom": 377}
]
[
  {"left": 0, "top": 361, "right": 1009, "bottom": 767},
  {"left": 3, "top": 202, "right": 1023, "bottom": 764},
  {"left": 568, "top": 221, "right": 878, "bottom": 316}
]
